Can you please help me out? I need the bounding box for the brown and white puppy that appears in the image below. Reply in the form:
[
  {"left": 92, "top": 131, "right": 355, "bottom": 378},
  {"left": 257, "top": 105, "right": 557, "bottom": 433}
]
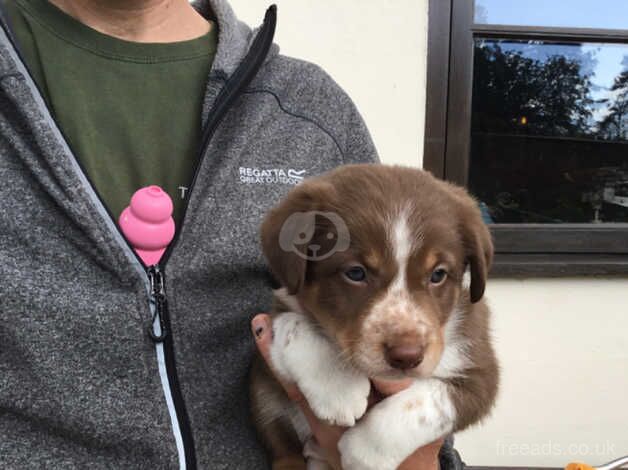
[{"left": 250, "top": 164, "right": 499, "bottom": 470}]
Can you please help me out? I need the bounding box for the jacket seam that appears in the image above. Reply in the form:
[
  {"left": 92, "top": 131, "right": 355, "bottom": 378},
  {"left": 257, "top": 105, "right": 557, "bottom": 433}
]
[{"left": 240, "top": 87, "right": 347, "bottom": 160}]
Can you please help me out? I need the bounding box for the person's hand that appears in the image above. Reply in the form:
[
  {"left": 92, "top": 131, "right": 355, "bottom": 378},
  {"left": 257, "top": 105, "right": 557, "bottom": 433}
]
[{"left": 252, "top": 313, "right": 444, "bottom": 470}]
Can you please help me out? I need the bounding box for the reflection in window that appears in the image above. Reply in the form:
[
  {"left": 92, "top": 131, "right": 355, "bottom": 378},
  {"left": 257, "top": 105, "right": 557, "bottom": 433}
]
[
  {"left": 474, "top": 0, "right": 628, "bottom": 30},
  {"left": 469, "top": 39, "right": 628, "bottom": 223}
]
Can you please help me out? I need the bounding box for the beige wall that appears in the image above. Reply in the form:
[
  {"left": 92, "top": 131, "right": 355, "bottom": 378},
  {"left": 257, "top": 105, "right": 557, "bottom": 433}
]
[
  {"left": 228, "top": 0, "right": 427, "bottom": 167},
  {"left": 458, "top": 278, "right": 628, "bottom": 466},
  {"left": 228, "top": 1, "right": 628, "bottom": 467}
]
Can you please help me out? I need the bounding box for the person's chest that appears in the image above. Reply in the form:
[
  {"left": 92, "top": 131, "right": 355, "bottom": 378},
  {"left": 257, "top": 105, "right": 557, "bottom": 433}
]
[{"left": 6, "top": 0, "right": 217, "bottom": 226}]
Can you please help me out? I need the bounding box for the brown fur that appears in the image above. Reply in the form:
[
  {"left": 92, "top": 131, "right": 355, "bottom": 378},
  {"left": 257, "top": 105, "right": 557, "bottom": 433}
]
[
  {"left": 251, "top": 164, "right": 499, "bottom": 465},
  {"left": 250, "top": 354, "right": 305, "bottom": 465}
]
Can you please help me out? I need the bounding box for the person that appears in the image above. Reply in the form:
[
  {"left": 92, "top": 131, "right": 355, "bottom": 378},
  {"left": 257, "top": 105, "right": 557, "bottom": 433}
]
[{"left": 0, "top": 0, "right": 464, "bottom": 468}]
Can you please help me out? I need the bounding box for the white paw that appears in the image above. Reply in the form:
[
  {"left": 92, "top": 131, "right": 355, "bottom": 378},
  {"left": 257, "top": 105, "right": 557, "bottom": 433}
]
[
  {"left": 298, "top": 369, "right": 370, "bottom": 426},
  {"left": 269, "top": 312, "right": 370, "bottom": 426},
  {"left": 338, "top": 426, "right": 396, "bottom": 470}
]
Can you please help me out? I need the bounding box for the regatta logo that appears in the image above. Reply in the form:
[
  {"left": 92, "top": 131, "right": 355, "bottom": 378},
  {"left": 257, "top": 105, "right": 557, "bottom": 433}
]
[{"left": 239, "top": 167, "right": 307, "bottom": 185}]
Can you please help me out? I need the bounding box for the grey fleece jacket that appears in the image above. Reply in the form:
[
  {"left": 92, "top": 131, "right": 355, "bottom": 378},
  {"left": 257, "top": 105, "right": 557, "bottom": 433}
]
[{"left": 0, "top": 1, "right": 464, "bottom": 468}]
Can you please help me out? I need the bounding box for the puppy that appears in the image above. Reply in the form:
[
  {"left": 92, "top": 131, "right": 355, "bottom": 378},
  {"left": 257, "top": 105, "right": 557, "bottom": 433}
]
[{"left": 250, "top": 164, "right": 499, "bottom": 470}]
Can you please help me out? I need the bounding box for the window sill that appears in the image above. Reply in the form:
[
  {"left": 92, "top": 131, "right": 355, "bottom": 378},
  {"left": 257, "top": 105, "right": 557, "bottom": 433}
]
[
  {"left": 468, "top": 467, "right": 560, "bottom": 470},
  {"left": 491, "top": 253, "right": 628, "bottom": 277}
]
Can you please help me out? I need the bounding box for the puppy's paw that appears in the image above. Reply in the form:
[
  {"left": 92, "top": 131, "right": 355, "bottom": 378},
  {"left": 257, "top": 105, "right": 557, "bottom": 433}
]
[
  {"left": 299, "top": 369, "right": 370, "bottom": 426},
  {"left": 269, "top": 312, "right": 369, "bottom": 426},
  {"left": 338, "top": 425, "right": 396, "bottom": 470}
]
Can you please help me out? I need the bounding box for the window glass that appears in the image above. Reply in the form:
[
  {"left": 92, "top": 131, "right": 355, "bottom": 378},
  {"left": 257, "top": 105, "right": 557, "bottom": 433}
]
[
  {"left": 474, "top": 0, "right": 628, "bottom": 30},
  {"left": 469, "top": 39, "right": 628, "bottom": 223}
]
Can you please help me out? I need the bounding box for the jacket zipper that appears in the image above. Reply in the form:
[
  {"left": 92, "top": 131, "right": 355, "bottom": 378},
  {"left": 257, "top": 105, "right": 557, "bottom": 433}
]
[
  {"left": 159, "top": 4, "right": 278, "bottom": 266},
  {"left": 148, "top": 9, "right": 277, "bottom": 467},
  {"left": 147, "top": 264, "right": 194, "bottom": 469},
  {"left": 0, "top": 18, "right": 191, "bottom": 465},
  {"left": 147, "top": 265, "right": 168, "bottom": 342},
  {"left": 0, "top": 4, "right": 277, "bottom": 469}
]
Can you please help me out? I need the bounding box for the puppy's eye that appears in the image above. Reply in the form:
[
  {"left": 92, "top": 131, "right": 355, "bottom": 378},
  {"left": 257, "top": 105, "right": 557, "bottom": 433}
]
[
  {"left": 430, "top": 268, "right": 447, "bottom": 285},
  {"left": 344, "top": 266, "right": 367, "bottom": 283}
]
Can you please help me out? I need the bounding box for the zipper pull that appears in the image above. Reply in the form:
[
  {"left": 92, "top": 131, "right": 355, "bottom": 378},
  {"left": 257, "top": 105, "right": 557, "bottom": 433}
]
[{"left": 147, "top": 265, "right": 168, "bottom": 343}]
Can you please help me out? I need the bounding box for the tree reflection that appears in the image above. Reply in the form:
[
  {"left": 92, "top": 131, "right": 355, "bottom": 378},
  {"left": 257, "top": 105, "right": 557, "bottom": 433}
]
[
  {"left": 598, "top": 69, "right": 628, "bottom": 140},
  {"left": 472, "top": 41, "right": 595, "bottom": 137},
  {"left": 469, "top": 39, "right": 628, "bottom": 223}
]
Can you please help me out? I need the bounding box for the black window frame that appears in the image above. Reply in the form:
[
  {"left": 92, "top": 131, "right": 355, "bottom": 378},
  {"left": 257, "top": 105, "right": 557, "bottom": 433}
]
[{"left": 425, "top": 0, "right": 628, "bottom": 276}]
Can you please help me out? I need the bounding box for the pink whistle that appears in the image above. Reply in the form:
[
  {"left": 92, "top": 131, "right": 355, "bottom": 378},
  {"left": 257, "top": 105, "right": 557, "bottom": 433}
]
[{"left": 118, "top": 185, "right": 175, "bottom": 266}]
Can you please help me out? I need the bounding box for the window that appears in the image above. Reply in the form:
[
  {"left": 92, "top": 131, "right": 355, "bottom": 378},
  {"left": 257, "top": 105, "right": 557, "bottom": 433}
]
[{"left": 425, "top": 0, "right": 628, "bottom": 275}]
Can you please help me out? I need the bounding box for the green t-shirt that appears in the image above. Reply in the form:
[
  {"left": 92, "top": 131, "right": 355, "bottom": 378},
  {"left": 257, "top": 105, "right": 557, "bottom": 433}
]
[{"left": 5, "top": 0, "right": 217, "bottom": 226}]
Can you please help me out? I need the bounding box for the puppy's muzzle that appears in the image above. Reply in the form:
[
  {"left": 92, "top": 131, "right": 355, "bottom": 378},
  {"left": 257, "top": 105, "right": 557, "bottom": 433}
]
[{"left": 385, "top": 336, "right": 425, "bottom": 370}]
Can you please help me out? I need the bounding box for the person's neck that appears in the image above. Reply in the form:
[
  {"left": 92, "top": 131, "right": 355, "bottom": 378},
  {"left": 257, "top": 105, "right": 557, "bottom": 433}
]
[{"left": 47, "top": 0, "right": 211, "bottom": 43}]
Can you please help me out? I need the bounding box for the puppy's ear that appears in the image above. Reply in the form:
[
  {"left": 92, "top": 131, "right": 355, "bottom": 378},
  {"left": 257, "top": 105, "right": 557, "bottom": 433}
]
[
  {"left": 459, "top": 197, "right": 494, "bottom": 303},
  {"left": 260, "top": 181, "right": 334, "bottom": 295}
]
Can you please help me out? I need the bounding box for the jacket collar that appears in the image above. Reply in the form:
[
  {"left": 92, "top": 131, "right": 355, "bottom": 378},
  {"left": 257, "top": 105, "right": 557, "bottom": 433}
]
[{"left": 192, "top": 0, "right": 279, "bottom": 78}]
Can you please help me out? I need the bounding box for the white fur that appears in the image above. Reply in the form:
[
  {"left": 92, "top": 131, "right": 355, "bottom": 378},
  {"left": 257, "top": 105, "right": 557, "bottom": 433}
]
[
  {"left": 338, "top": 379, "right": 456, "bottom": 470},
  {"left": 433, "top": 307, "right": 473, "bottom": 379},
  {"left": 273, "top": 287, "right": 306, "bottom": 315},
  {"left": 389, "top": 208, "right": 412, "bottom": 291},
  {"left": 387, "top": 206, "right": 421, "bottom": 292},
  {"left": 270, "top": 312, "right": 371, "bottom": 426}
]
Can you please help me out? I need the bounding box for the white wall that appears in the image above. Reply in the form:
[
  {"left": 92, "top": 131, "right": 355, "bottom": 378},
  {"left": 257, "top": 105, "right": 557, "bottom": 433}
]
[
  {"left": 228, "top": 1, "right": 628, "bottom": 467},
  {"left": 457, "top": 278, "right": 628, "bottom": 467},
  {"left": 228, "top": 0, "right": 427, "bottom": 167}
]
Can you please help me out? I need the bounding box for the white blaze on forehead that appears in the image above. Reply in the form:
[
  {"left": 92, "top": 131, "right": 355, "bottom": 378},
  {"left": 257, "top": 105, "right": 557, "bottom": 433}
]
[
  {"left": 359, "top": 206, "right": 423, "bottom": 334},
  {"left": 388, "top": 205, "right": 420, "bottom": 292},
  {"left": 356, "top": 206, "right": 441, "bottom": 378}
]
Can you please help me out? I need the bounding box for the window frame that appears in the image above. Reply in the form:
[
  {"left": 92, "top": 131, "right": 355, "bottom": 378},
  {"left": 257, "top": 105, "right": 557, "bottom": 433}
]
[{"left": 424, "top": 0, "right": 628, "bottom": 276}]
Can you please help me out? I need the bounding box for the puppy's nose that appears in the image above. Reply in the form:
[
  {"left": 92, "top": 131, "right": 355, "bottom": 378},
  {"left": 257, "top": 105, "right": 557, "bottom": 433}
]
[
  {"left": 385, "top": 343, "right": 424, "bottom": 370},
  {"left": 308, "top": 243, "right": 321, "bottom": 253}
]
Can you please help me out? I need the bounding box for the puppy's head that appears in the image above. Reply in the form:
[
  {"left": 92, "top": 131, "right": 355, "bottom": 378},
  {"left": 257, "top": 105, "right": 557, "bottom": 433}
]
[{"left": 261, "top": 165, "right": 492, "bottom": 380}]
